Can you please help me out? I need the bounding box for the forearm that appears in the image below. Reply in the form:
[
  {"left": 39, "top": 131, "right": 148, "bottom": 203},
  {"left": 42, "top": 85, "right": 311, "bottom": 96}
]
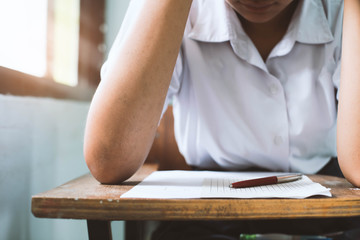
[
  {"left": 337, "top": 0, "right": 360, "bottom": 186},
  {"left": 84, "top": 0, "right": 193, "bottom": 183}
]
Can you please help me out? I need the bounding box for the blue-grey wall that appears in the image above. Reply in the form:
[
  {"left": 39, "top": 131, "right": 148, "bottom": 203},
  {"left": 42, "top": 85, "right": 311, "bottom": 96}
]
[
  {"left": 0, "top": 1, "right": 131, "bottom": 240},
  {"left": 105, "top": 0, "right": 130, "bottom": 57}
]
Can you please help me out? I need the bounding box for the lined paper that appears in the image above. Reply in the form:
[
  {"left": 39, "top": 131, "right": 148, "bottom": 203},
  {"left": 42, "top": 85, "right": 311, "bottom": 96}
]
[
  {"left": 201, "top": 176, "right": 331, "bottom": 198},
  {"left": 120, "top": 170, "right": 331, "bottom": 199}
]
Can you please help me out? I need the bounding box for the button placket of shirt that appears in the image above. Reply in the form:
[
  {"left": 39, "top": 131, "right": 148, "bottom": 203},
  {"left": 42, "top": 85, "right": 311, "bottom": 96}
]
[
  {"left": 272, "top": 127, "right": 290, "bottom": 171},
  {"left": 268, "top": 80, "right": 287, "bottom": 146},
  {"left": 269, "top": 83, "right": 279, "bottom": 96},
  {"left": 273, "top": 135, "right": 284, "bottom": 146},
  {"left": 266, "top": 58, "right": 285, "bottom": 97},
  {"left": 266, "top": 74, "right": 290, "bottom": 170},
  {"left": 266, "top": 73, "right": 283, "bottom": 97},
  {"left": 270, "top": 90, "right": 287, "bottom": 149}
]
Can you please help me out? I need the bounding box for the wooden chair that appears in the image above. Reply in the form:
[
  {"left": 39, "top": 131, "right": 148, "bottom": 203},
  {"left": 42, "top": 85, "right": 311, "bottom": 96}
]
[{"left": 145, "top": 106, "right": 191, "bottom": 171}]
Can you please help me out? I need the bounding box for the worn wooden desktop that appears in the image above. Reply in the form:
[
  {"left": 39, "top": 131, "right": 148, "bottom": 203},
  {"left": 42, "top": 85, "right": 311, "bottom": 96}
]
[
  {"left": 31, "top": 163, "right": 360, "bottom": 239},
  {"left": 31, "top": 107, "right": 360, "bottom": 239}
]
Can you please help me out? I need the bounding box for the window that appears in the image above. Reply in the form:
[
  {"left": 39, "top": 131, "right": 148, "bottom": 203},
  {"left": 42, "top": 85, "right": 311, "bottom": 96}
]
[
  {"left": 0, "top": 0, "right": 105, "bottom": 100},
  {"left": 51, "top": 0, "right": 80, "bottom": 86},
  {"left": 0, "top": 0, "right": 48, "bottom": 77}
]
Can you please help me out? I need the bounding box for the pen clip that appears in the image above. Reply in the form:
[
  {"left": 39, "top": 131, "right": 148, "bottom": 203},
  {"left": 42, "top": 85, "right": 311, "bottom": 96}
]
[{"left": 277, "top": 174, "right": 302, "bottom": 183}]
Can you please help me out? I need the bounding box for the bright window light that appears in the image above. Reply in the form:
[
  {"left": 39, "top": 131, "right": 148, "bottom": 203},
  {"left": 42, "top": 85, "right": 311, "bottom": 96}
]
[
  {"left": 53, "top": 0, "right": 80, "bottom": 86},
  {"left": 0, "top": 0, "right": 80, "bottom": 87},
  {"left": 0, "top": 0, "right": 48, "bottom": 77}
]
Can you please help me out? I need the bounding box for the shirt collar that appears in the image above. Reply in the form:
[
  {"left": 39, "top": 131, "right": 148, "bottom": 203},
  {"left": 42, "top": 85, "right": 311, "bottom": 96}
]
[
  {"left": 187, "top": 0, "right": 236, "bottom": 42},
  {"left": 187, "top": 0, "right": 334, "bottom": 45},
  {"left": 289, "top": 0, "right": 334, "bottom": 44}
]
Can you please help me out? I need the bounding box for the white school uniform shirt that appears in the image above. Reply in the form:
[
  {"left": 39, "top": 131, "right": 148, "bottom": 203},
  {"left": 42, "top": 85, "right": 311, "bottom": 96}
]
[{"left": 103, "top": 0, "right": 343, "bottom": 174}]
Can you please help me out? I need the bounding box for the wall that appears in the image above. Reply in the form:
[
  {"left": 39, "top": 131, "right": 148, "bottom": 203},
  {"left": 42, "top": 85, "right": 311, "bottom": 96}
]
[
  {"left": 105, "top": 0, "right": 130, "bottom": 55},
  {"left": 0, "top": 0, "right": 130, "bottom": 239},
  {"left": 0, "top": 95, "right": 89, "bottom": 240}
]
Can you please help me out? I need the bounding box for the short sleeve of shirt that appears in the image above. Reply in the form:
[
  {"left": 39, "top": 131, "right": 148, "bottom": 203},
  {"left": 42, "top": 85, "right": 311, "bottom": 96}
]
[
  {"left": 160, "top": 48, "right": 184, "bottom": 118},
  {"left": 101, "top": 0, "right": 144, "bottom": 79},
  {"left": 329, "top": 1, "right": 343, "bottom": 101}
]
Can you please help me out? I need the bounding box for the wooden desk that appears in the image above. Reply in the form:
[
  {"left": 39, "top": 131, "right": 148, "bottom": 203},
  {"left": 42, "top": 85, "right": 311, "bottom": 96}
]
[{"left": 31, "top": 164, "right": 360, "bottom": 239}]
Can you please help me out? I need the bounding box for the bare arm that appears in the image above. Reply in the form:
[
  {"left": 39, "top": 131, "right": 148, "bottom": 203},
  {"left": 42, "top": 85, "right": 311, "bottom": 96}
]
[
  {"left": 84, "top": 0, "right": 193, "bottom": 184},
  {"left": 337, "top": 0, "right": 360, "bottom": 186}
]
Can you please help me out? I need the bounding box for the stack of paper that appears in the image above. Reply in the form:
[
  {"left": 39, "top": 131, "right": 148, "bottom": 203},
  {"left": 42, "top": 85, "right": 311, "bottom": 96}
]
[{"left": 120, "top": 170, "right": 331, "bottom": 199}]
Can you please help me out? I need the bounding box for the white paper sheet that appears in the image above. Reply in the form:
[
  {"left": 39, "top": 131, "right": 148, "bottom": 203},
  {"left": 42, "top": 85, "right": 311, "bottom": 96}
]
[{"left": 120, "top": 170, "right": 331, "bottom": 199}]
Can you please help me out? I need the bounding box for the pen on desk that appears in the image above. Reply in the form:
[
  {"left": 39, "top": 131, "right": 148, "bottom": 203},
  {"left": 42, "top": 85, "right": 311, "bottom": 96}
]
[{"left": 229, "top": 174, "right": 303, "bottom": 188}]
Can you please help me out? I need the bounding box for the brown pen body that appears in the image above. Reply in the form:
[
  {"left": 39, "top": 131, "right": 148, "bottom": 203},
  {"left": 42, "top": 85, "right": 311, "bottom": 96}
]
[{"left": 230, "top": 174, "right": 302, "bottom": 188}]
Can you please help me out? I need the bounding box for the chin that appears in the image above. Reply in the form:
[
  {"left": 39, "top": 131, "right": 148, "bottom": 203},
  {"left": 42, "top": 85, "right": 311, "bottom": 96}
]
[{"left": 241, "top": 14, "right": 276, "bottom": 23}]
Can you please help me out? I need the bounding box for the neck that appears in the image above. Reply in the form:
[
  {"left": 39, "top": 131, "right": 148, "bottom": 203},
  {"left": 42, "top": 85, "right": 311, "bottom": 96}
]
[
  {"left": 238, "top": 0, "right": 299, "bottom": 38},
  {"left": 237, "top": 0, "right": 299, "bottom": 61}
]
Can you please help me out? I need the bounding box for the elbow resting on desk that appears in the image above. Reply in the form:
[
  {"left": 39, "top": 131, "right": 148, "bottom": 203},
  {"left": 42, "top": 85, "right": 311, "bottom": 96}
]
[
  {"left": 337, "top": 151, "right": 360, "bottom": 188},
  {"left": 84, "top": 142, "right": 147, "bottom": 184}
]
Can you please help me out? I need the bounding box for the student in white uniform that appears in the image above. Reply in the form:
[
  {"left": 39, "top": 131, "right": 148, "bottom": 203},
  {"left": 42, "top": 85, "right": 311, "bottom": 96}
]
[{"left": 84, "top": 0, "right": 360, "bottom": 238}]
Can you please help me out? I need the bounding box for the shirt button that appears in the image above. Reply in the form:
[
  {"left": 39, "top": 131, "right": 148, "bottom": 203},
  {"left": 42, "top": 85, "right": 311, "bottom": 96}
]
[
  {"left": 269, "top": 84, "right": 279, "bottom": 95},
  {"left": 274, "top": 135, "right": 283, "bottom": 146}
]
